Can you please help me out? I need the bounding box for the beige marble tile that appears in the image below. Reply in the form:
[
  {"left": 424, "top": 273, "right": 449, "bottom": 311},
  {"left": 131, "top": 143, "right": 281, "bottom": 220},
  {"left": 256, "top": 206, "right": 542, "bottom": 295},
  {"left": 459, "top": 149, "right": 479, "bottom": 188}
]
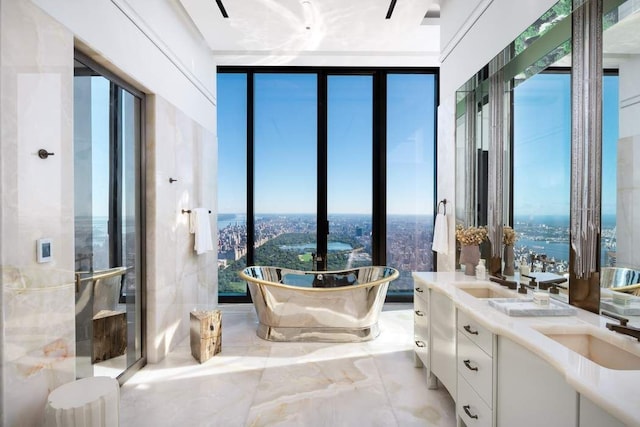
[
  {"left": 120, "top": 305, "right": 456, "bottom": 427},
  {"left": 146, "top": 95, "right": 218, "bottom": 362},
  {"left": 1, "top": 0, "right": 75, "bottom": 424}
]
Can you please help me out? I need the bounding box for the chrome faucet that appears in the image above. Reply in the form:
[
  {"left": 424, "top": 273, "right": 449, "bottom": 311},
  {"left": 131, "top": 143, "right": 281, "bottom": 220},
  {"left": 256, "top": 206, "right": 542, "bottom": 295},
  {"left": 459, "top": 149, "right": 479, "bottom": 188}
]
[
  {"left": 602, "top": 311, "right": 640, "bottom": 341},
  {"left": 530, "top": 253, "right": 555, "bottom": 272},
  {"left": 489, "top": 275, "right": 517, "bottom": 290},
  {"left": 538, "top": 277, "right": 568, "bottom": 292}
]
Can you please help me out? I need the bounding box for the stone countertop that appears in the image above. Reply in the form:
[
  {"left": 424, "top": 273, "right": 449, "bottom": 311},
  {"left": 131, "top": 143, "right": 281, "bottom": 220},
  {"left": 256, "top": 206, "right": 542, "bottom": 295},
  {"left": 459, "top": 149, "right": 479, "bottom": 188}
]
[{"left": 413, "top": 271, "right": 640, "bottom": 427}]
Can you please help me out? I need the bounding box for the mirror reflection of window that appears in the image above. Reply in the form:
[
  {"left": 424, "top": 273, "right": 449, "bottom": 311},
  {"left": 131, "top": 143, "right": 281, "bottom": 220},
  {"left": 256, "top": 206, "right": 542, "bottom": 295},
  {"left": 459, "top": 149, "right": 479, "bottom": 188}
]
[{"left": 512, "top": 71, "right": 571, "bottom": 274}]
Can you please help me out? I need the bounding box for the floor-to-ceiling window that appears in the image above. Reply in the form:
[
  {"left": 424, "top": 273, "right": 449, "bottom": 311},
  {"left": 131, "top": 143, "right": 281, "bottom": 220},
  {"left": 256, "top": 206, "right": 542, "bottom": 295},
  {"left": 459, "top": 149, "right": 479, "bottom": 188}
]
[
  {"left": 217, "top": 73, "right": 248, "bottom": 296},
  {"left": 386, "top": 73, "right": 437, "bottom": 292},
  {"left": 217, "top": 68, "right": 438, "bottom": 302},
  {"left": 327, "top": 75, "right": 374, "bottom": 271},
  {"left": 73, "top": 52, "right": 145, "bottom": 382},
  {"left": 253, "top": 74, "right": 318, "bottom": 269}
]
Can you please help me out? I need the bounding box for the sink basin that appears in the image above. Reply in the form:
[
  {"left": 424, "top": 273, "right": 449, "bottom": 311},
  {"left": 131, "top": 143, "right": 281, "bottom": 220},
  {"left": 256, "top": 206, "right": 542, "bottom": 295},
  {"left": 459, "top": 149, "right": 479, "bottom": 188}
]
[
  {"left": 459, "top": 286, "right": 514, "bottom": 299},
  {"left": 543, "top": 332, "right": 640, "bottom": 370}
]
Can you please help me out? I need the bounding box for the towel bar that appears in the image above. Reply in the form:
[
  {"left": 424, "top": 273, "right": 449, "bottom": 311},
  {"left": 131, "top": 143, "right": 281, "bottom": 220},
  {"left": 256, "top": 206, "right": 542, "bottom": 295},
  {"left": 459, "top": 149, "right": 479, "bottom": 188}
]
[{"left": 182, "top": 209, "right": 212, "bottom": 214}]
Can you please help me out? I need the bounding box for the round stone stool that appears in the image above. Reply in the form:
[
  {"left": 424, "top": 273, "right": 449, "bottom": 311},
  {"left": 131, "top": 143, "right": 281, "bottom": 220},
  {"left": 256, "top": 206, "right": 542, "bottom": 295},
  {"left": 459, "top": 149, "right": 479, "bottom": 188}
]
[{"left": 44, "top": 376, "right": 119, "bottom": 427}]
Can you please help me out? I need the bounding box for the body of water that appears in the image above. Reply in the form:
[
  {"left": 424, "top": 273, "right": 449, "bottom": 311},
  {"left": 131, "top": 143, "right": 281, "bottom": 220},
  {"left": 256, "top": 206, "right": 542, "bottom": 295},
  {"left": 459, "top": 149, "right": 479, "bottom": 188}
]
[
  {"left": 280, "top": 242, "right": 353, "bottom": 252},
  {"left": 515, "top": 238, "right": 569, "bottom": 261},
  {"left": 218, "top": 214, "right": 247, "bottom": 230}
]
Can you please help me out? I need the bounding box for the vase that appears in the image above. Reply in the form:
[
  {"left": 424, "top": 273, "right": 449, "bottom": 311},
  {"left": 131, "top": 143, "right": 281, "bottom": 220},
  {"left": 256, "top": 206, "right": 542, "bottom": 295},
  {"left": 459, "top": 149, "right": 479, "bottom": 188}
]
[
  {"left": 503, "top": 245, "right": 515, "bottom": 276},
  {"left": 460, "top": 245, "right": 480, "bottom": 276}
]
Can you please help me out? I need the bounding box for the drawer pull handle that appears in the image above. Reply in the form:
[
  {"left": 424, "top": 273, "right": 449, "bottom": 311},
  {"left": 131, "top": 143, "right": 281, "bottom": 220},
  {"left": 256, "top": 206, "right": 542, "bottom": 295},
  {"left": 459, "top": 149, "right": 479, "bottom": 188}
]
[
  {"left": 463, "top": 405, "right": 478, "bottom": 419},
  {"left": 415, "top": 287, "right": 424, "bottom": 293},
  {"left": 463, "top": 359, "right": 478, "bottom": 371},
  {"left": 415, "top": 310, "right": 425, "bottom": 316},
  {"left": 463, "top": 325, "right": 479, "bottom": 335},
  {"left": 415, "top": 340, "right": 426, "bottom": 348}
]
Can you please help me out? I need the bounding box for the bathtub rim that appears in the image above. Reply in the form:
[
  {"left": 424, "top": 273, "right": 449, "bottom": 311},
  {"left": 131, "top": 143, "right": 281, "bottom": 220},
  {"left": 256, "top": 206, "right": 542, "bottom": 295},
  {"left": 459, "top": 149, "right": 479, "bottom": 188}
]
[{"left": 238, "top": 265, "right": 399, "bottom": 292}]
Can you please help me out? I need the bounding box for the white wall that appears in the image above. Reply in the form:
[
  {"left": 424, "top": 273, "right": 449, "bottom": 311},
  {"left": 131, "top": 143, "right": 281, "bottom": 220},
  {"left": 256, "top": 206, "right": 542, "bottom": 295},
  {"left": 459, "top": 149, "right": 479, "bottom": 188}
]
[
  {"left": 437, "top": 0, "right": 557, "bottom": 270},
  {"left": 32, "top": 0, "right": 217, "bottom": 133}
]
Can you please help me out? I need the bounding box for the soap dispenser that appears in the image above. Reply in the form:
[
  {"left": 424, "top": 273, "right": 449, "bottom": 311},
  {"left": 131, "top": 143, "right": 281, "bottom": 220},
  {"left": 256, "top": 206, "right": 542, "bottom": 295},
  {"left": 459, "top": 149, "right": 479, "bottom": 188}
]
[{"left": 476, "top": 259, "right": 487, "bottom": 280}]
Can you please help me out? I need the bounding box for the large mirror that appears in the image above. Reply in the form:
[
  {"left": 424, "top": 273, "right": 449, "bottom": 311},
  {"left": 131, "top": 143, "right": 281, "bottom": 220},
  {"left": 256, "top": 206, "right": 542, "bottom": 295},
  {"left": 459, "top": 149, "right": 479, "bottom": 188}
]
[
  {"left": 599, "top": 0, "right": 640, "bottom": 311},
  {"left": 455, "top": 0, "right": 640, "bottom": 312},
  {"left": 455, "top": 0, "right": 573, "bottom": 267}
]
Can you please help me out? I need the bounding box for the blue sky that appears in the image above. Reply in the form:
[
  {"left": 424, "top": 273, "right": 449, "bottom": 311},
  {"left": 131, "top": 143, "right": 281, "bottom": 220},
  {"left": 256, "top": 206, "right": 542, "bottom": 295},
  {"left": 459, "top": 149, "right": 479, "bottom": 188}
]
[
  {"left": 218, "top": 71, "right": 616, "bottom": 218},
  {"left": 513, "top": 72, "right": 618, "bottom": 216},
  {"left": 217, "top": 72, "right": 436, "bottom": 216}
]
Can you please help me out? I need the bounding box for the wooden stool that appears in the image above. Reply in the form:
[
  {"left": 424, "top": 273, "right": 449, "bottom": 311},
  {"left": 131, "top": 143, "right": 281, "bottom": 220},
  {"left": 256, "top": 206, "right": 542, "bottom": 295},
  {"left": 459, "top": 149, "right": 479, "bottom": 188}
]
[
  {"left": 44, "top": 376, "right": 119, "bottom": 426},
  {"left": 93, "top": 310, "right": 127, "bottom": 363},
  {"left": 190, "top": 310, "right": 222, "bottom": 363}
]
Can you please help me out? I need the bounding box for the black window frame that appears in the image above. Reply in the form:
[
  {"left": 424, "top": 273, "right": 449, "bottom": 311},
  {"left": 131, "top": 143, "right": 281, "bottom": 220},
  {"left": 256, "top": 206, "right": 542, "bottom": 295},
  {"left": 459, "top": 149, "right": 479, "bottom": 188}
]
[{"left": 218, "top": 66, "right": 439, "bottom": 303}]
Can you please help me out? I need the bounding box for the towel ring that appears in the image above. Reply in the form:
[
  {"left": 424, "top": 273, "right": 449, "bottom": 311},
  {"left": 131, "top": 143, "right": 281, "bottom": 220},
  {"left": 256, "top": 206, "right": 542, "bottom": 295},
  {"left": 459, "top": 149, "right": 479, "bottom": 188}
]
[{"left": 437, "top": 199, "right": 447, "bottom": 215}]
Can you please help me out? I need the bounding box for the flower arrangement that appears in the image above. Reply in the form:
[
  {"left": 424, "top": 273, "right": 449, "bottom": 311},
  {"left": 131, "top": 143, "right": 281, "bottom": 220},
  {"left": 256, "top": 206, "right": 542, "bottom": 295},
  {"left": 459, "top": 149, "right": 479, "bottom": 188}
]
[
  {"left": 503, "top": 226, "right": 517, "bottom": 246},
  {"left": 455, "top": 224, "right": 487, "bottom": 246}
]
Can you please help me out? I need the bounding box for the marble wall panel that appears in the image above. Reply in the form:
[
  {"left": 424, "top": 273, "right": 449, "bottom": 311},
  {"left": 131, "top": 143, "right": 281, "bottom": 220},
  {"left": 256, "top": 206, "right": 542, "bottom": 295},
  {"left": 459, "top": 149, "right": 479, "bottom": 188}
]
[
  {"left": 1, "top": 0, "right": 75, "bottom": 424},
  {"left": 616, "top": 135, "right": 639, "bottom": 268},
  {"left": 2, "top": 268, "right": 75, "bottom": 426},
  {"left": 437, "top": 97, "right": 457, "bottom": 272},
  {"left": 146, "top": 95, "right": 217, "bottom": 363}
]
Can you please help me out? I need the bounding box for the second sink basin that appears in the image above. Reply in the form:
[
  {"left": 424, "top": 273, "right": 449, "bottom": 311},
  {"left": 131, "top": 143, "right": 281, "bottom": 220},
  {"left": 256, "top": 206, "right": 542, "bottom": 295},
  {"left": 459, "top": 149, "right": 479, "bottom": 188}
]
[
  {"left": 543, "top": 332, "right": 640, "bottom": 370},
  {"left": 459, "top": 286, "right": 514, "bottom": 299}
]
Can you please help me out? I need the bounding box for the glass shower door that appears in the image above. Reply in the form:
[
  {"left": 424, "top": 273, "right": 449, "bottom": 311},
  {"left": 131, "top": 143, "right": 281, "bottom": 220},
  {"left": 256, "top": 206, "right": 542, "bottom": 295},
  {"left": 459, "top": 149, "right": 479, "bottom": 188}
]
[{"left": 73, "top": 56, "right": 144, "bottom": 381}]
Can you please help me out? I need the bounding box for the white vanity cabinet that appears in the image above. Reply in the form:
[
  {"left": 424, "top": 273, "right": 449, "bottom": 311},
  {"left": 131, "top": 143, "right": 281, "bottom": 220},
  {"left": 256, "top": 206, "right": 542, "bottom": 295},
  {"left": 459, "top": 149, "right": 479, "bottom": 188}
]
[
  {"left": 579, "top": 396, "right": 625, "bottom": 427},
  {"left": 413, "top": 284, "right": 429, "bottom": 368},
  {"left": 430, "top": 289, "right": 457, "bottom": 396},
  {"left": 456, "top": 310, "right": 495, "bottom": 427},
  {"left": 497, "top": 336, "right": 578, "bottom": 427}
]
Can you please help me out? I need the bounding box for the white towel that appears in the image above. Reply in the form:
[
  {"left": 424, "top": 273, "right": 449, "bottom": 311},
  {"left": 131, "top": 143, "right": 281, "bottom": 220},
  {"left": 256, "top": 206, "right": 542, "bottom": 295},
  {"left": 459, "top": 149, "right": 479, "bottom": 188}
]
[
  {"left": 432, "top": 212, "right": 449, "bottom": 254},
  {"left": 189, "top": 208, "right": 214, "bottom": 255}
]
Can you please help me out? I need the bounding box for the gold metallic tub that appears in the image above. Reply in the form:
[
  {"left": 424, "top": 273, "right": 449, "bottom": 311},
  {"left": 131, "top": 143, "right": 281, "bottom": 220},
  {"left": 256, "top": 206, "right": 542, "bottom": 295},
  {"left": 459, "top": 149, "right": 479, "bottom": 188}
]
[{"left": 239, "top": 266, "right": 399, "bottom": 342}]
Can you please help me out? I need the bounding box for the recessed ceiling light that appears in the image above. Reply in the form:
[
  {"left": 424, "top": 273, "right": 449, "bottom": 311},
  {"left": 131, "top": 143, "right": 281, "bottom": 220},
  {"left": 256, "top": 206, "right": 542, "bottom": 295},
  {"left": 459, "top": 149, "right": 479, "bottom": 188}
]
[{"left": 301, "top": 0, "right": 313, "bottom": 30}]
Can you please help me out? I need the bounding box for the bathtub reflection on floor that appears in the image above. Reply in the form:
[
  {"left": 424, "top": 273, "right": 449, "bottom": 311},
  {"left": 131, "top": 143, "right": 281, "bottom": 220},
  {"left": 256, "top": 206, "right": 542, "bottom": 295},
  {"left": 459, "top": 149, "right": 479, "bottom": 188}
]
[{"left": 239, "top": 266, "right": 399, "bottom": 342}]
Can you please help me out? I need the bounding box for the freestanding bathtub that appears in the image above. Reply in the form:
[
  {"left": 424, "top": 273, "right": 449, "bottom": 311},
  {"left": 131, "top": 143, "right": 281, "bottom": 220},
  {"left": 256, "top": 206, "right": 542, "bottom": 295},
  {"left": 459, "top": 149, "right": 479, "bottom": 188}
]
[{"left": 239, "top": 266, "right": 399, "bottom": 342}]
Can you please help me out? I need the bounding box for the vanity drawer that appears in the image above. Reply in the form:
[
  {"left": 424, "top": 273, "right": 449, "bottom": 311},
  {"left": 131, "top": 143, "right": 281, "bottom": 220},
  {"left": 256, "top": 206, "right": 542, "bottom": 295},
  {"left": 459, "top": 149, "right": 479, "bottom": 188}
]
[
  {"left": 414, "top": 286, "right": 429, "bottom": 364},
  {"left": 458, "top": 310, "right": 493, "bottom": 356},
  {"left": 414, "top": 288, "right": 427, "bottom": 318},
  {"left": 414, "top": 297, "right": 428, "bottom": 347},
  {"left": 457, "top": 331, "right": 493, "bottom": 407},
  {"left": 414, "top": 285, "right": 427, "bottom": 302},
  {"left": 457, "top": 374, "right": 492, "bottom": 427}
]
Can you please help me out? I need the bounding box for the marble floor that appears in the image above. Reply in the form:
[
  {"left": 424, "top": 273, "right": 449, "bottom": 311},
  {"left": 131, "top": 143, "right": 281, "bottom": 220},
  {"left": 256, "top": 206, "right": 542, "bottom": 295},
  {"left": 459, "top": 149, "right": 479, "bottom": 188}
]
[{"left": 119, "top": 304, "right": 456, "bottom": 426}]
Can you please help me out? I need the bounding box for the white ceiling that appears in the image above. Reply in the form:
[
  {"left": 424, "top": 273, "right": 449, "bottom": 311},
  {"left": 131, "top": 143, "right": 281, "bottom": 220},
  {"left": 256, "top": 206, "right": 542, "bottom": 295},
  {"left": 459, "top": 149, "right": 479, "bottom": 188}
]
[{"left": 178, "top": 0, "right": 441, "bottom": 66}]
